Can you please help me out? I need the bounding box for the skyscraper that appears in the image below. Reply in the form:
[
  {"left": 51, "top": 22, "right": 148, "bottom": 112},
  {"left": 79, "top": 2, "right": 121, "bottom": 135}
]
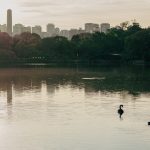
[
  {"left": 32, "top": 25, "right": 42, "bottom": 37},
  {"left": 85, "top": 23, "right": 100, "bottom": 33},
  {"left": 100, "top": 23, "right": 110, "bottom": 33},
  {"left": 7, "top": 9, "right": 12, "bottom": 36},
  {"left": 47, "top": 24, "right": 55, "bottom": 36},
  {"left": 13, "top": 24, "right": 24, "bottom": 35},
  {"left": 0, "top": 24, "right": 7, "bottom": 32}
]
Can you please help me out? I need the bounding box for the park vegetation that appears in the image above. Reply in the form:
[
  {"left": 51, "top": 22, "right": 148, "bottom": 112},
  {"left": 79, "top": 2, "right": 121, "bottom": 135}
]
[{"left": 0, "top": 22, "right": 150, "bottom": 65}]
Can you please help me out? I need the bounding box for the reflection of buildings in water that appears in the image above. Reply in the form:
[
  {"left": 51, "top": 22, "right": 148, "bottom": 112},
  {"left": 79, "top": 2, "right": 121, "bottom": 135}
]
[
  {"left": 6, "top": 82, "right": 13, "bottom": 120},
  {"left": 13, "top": 79, "right": 33, "bottom": 93},
  {"left": 46, "top": 79, "right": 61, "bottom": 96},
  {"left": 41, "top": 80, "right": 57, "bottom": 97},
  {"left": 47, "top": 86, "right": 55, "bottom": 95},
  {"left": 46, "top": 84, "right": 56, "bottom": 96},
  {"left": 13, "top": 79, "right": 42, "bottom": 95},
  {"left": 31, "top": 79, "right": 42, "bottom": 90},
  {"left": 120, "top": 91, "right": 139, "bottom": 102},
  {"left": 41, "top": 81, "right": 47, "bottom": 96},
  {"left": 84, "top": 85, "right": 100, "bottom": 95},
  {"left": 7, "top": 82, "right": 13, "bottom": 105}
]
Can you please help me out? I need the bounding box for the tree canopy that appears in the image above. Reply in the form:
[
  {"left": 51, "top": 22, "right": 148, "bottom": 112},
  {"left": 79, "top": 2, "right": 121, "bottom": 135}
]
[{"left": 0, "top": 22, "right": 149, "bottom": 64}]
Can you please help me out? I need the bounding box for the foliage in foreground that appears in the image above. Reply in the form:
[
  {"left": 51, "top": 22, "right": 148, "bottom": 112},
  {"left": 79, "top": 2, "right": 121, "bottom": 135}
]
[{"left": 0, "top": 23, "right": 150, "bottom": 64}]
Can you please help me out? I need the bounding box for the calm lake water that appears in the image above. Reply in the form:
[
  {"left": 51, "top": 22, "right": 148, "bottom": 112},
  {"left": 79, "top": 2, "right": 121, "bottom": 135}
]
[{"left": 0, "top": 67, "right": 150, "bottom": 150}]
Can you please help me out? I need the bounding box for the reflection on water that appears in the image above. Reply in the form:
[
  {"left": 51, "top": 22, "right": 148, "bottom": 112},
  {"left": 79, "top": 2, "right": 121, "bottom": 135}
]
[
  {"left": 7, "top": 82, "right": 13, "bottom": 105},
  {"left": 0, "top": 67, "right": 150, "bottom": 150}
]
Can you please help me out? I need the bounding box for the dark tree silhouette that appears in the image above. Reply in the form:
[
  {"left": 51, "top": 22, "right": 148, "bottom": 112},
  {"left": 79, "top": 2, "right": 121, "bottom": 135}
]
[
  {"left": 12, "top": 32, "right": 41, "bottom": 58},
  {"left": 0, "top": 22, "right": 149, "bottom": 65},
  {"left": 0, "top": 32, "right": 16, "bottom": 61},
  {"left": 40, "top": 36, "right": 75, "bottom": 62}
]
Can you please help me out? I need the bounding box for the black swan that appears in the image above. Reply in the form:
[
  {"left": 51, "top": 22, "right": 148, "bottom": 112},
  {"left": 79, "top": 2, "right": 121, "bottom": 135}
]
[{"left": 118, "top": 105, "right": 124, "bottom": 118}]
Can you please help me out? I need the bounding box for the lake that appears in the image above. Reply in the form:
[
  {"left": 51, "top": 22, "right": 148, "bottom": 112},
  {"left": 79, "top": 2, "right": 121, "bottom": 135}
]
[{"left": 0, "top": 66, "right": 150, "bottom": 150}]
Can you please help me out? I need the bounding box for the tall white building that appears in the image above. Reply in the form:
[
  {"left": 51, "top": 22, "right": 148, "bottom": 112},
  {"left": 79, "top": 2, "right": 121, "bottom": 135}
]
[
  {"left": 7, "top": 9, "right": 12, "bottom": 36},
  {"left": 13, "top": 24, "right": 24, "bottom": 35},
  {"left": 0, "top": 24, "right": 7, "bottom": 32},
  {"left": 85, "top": 23, "right": 100, "bottom": 33},
  {"left": 32, "top": 26, "right": 42, "bottom": 37},
  {"left": 13, "top": 24, "right": 31, "bottom": 36},
  {"left": 100, "top": 23, "right": 110, "bottom": 33},
  {"left": 41, "top": 32, "right": 49, "bottom": 38},
  {"left": 60, "top": 30, "right": 69, "bottom": 39},
  {"left": 23, "top": 26, "right": 31, "bottom": 33},
  {"left": 54, "top": 27, "right": 60, "bottom": 36},
  {"left": 47, "top": 24, "right": 55, "bottom": 36}
]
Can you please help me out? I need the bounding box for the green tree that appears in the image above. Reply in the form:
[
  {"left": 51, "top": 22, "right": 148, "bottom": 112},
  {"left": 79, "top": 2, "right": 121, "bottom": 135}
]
[
  {"left": 124, "top": 29, "right": 150, "bottom": 61},
  {"left": 0, "top": 32, "right": 16, "bottom": 61},
  {"left": 12, "top": 32, "right": 41, "bottom": 58},
  {"left": 127, "top": 22, "right": 142, "bottom": 35},
  {"left": 41, "top": 36, "right": 74, "bottom": 62}
]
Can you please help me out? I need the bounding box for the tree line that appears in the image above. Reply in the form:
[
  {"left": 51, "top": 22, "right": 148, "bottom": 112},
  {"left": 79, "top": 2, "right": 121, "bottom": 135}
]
[{"left": 0, "top": 23, "right": 150, "bottom": 64}]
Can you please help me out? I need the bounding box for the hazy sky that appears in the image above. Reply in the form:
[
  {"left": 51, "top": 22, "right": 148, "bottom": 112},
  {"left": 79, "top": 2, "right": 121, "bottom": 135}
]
[{"left": 0, "top": 0, "right": 150, "bottom": 30}]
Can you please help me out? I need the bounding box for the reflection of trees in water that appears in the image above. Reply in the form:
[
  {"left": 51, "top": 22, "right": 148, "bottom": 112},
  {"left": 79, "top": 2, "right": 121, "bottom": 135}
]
[
  {"left": 0, "top": 67, "right": 149, "bottom": 99},
  {"left": 0, "top": 80, "right": 13, "bottom": 105},
  {"left": 83, "top": 78, "right": 150, "bottom": 96},
  {"left": 7, "top": 82, "right": 12, "bottom": 105}
]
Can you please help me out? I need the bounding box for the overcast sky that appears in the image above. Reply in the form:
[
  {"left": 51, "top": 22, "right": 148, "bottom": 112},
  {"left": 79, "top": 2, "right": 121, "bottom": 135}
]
[{"left": 0, "top": 0, "right": 150, "bottom": 30}]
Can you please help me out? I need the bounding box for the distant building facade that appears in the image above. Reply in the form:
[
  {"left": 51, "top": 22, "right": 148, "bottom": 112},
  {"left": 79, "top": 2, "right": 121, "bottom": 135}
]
[
  {"left": 47, "top": 24, "right": 55, "bottom": 36},
  {"left": 54, "top": 27, "right": 60, "bottom": 36},
  {"left": 32, "top": 26, "right": 42, "bottom": 37},
  {"left": 69, "top": 29, "right": 78, "bottom": 40},
  {"left": 0, "top": 24, "right": 7, "bottom": 32},
  {"left": 41, "top": 32, "right": 49, "bottom": 38},
  {"left": 60, "top": 30, "right": 69, "bottom": 39},
  {"left": 13, "top": 24, "right": 31, "bottom": 35},
  {"left": 23, "top": 26, "right": 31, "bottom": 33},
  {"left": 13, "top": 24, "right": 24, "bottom": 35},
  {"left": 85, "top": 23, "right": 100, "bottom": 33},
  {"left": 100, "top": 23, "right": 110, "bottom": 33},
  {"left": 7, "top": 9, "right": 12, "bottom": 36},
  {"left": 3, "top": 9, "right": 113, "bottom": 39},
  {"left": 78, "top": 28, "right": 85, "bottom": 34}
]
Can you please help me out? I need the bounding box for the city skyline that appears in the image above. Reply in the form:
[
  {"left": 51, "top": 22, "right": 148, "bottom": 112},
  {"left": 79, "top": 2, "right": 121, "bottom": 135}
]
[
  {"left": 1, "top": 12, "right": 111, "bottom": 40},
  {"left": 1, "top": 9, "right": 111, "bottom": 39},
  {"left": 0, "top": 0, "right": 150, "bottom": 30}
]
